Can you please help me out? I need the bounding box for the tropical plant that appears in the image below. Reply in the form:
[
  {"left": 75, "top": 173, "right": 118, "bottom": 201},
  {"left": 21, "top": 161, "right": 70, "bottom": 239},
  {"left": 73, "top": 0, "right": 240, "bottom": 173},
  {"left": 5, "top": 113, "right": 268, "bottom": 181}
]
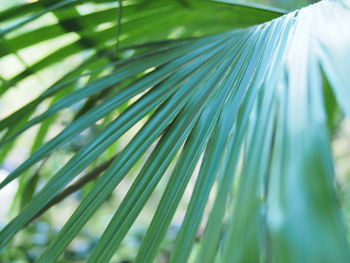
[{"left": 0, "top": 0, "right": 350, "bottom": 262}]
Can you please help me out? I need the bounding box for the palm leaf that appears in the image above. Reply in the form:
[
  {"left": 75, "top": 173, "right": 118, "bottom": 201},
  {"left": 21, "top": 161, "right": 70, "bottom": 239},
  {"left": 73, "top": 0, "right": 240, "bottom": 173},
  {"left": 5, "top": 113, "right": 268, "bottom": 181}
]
[{"left": 0, "top": 0, "right": 349, "bottom": 262}]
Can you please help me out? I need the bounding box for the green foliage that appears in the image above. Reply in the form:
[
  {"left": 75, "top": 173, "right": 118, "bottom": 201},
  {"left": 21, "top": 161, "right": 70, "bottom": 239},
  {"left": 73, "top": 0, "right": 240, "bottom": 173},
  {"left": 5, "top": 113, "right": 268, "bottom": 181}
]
[{"left": 0, "top": 0, "right": 350, "bottom": 262}]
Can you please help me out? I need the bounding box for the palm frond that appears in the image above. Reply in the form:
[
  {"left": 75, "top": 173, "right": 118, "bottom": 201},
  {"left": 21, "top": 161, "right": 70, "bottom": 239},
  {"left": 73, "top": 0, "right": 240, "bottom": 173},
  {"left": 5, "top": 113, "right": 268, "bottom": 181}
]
[
  {"left": 0, "top": 0, "right": 349, "bottom": 262},
  {"left": 0, "top": 0, "right": 284, "bottom": 87}
]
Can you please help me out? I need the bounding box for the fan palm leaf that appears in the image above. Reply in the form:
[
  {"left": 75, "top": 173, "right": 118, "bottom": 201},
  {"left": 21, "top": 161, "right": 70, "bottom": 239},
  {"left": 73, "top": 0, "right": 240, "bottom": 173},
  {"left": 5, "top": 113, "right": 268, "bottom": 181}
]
[{"left": 0, "top": 0, "right": 349, "bottom": 262}]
